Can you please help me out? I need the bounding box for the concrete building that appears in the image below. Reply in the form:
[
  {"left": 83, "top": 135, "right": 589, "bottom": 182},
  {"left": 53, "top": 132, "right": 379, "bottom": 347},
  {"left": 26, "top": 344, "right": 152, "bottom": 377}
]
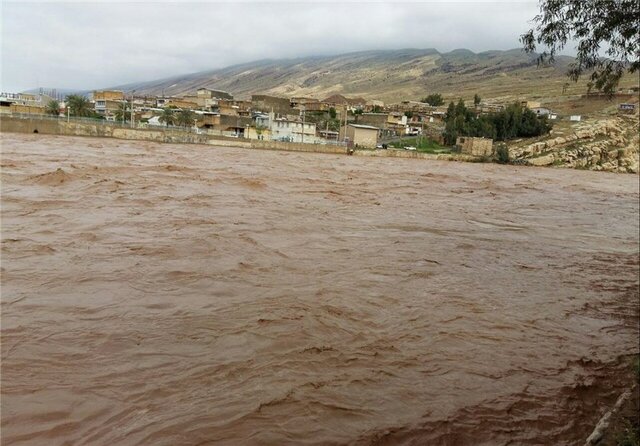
[
  {"left": 246, "top": 126, "right": 272, "bottom": 140},
  {"left": 9, "top": 104, "right": 45, "bottom": 115},
  {"left": 195, "top": 112, "right": 220, "bottom": 129},
  {"left": 0, "top": 92, "right": 57, "bottom": 115},
  {"left": 521, "top": 100, "right": 542, "bottom": 109},
  {"left": 180, "top": 89, "right": 234, "bottom": 109},
  {"left": 456, "top": 136, "right": 493, "bottom": 156},
  {"left": 92, "top": 91, "right": 126, "bottom": 117},
  {"left": 156, "top": 97, "right": 169, "bottom": 108},
  {"left": 340, "top": 124, "right": 380, "bottom": 148},
  {"left": 318, "top": 130, "right": 339, "bottom": 141},
  {"left": 322, "top": 94, "right": 367, "bottom": 109},
  {"left": 290, "top": 97, "right": 319, "bottom": 107},
  {"left": 197, "top": 88, "right": 233, "bottom": 100},
  {"left": 254, "top": 112, "right": 317, "bottom": 143},
  {"left": 531, "top": 107, "right": 552, "bottom": 116},
  {"left": 356, "top": 113, "right": 387, "bottom": 128},
  {"left": 387, "top": 112, "right": 408, "bottom": 126},
  {"left": 164, "top": 98, "right": 198, "bottom": 109},
  {"left": 251, "top": 95, "right": 292, "bottom": 115},
  {"left": 218, "top": 99, "right": 239, "bottom": 116},
  {"left": 304, "top": 102, "right": 330, "bottom": 112},
  {"left": 93, "top": 90, "right": 124, "bottom": 102},
  {"left": 270, "top": 118, "right": 317, "bottom": 143}
]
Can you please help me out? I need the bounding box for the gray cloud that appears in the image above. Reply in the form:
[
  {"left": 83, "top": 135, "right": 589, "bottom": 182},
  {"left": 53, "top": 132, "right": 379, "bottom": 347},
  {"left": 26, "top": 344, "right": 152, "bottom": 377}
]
[{"left": 1, "top": 1, "right": 542, "bottom": 92}]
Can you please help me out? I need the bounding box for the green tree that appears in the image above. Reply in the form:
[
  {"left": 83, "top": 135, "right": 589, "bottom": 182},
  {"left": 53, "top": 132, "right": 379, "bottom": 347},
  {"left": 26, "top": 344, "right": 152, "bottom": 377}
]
[
  {"left": 404, "top": 111, "right": 413, "bottom": 119},
  {"left": 454, "top": 98, "right": 467, "bottom": 116},
  {"left": 158, "top": 108, "right": 175, "bottom": 126},
  {"left": 442, "top": 101, "right": 551, "bottom": 145},
  {"left": 521, "top": 0, "right": 640, "bottom": 95},
  {"left": 422, "top": 93, "right": 444, "bottom": 106},
  {"left": 443, "top": 101, "right": 458, "bottom": 145},
  {"left": 519, "top": 108, "right": 552, "bottom": 137},
  {"left": 114, "top": 102, "right": 130, "bottom": 122},
  {"left": 474, "top": 94, "right": 481, "bottom": 106},
  {"left": 371, "top": 105, "right": 383, "bottom": 113},
  {"left": 66, "top": 94, "right": 92, "bottom": 117},
  {"left": 328, "top": 107, "right": 337, "bottom": 119},
  {"left": 175, "top": 109, "right": 196, "bottom": 127},
  {"left": 45, "top": 99, "right": 60, "bottom": 116}
]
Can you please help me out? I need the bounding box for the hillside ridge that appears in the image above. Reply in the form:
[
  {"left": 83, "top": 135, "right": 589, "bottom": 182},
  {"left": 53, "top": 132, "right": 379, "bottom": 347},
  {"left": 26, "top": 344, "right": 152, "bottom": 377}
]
[{"left": 110, "top": 48, "right": 581, "bottom": 102}]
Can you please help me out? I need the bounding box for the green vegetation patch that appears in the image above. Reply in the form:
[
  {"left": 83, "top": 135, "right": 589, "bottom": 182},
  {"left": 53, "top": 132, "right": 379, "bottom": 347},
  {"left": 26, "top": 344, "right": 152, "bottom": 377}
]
[{"left": 388, "top": 137, "right": 451, "bottom": 154}]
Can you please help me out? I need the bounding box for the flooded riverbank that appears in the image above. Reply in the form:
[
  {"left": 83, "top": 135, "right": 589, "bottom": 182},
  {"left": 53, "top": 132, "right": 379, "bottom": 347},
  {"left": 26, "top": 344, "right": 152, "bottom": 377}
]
[{"left": 1, "top": 133, "right": 638, "bottom": 445}]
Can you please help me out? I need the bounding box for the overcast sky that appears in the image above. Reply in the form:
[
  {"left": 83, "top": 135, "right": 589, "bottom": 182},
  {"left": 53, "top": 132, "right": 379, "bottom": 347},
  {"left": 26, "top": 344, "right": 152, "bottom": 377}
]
[{"left": 1, "top": 1, "right": 545, "bottom": 92}]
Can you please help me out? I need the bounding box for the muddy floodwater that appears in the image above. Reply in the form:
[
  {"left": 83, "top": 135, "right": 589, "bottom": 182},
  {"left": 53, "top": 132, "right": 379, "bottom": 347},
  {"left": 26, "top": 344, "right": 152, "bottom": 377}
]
[{"left": 1, "top": 133, "right": 638, "bottom": 445}]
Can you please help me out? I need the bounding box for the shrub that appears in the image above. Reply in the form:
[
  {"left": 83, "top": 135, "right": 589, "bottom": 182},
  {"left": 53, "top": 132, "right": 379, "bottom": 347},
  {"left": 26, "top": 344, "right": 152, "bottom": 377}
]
[{"left": 495, "top": 144, "right": 510, "bottom": 164}]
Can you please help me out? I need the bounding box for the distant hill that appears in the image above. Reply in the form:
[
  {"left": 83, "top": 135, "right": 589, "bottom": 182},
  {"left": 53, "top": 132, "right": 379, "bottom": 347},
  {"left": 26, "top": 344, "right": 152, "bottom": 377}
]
[{"left": 109, "top": 48, "right": 594, "bottom": 102}]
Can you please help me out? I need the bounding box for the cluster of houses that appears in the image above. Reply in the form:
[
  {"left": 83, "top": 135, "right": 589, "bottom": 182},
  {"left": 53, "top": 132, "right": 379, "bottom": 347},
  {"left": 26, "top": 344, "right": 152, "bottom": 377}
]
[
  {"left": 0, "top": 88, "right": 456, "bottom": 148},
  {"left": 2, "top": 88, "right": 636, "bottom": 149}
]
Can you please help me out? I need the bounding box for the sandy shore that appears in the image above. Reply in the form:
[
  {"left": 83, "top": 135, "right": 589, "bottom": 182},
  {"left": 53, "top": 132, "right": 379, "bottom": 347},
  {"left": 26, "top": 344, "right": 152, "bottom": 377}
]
[{"left": 1, "top": 133, "right": 638, "bottom": 445}]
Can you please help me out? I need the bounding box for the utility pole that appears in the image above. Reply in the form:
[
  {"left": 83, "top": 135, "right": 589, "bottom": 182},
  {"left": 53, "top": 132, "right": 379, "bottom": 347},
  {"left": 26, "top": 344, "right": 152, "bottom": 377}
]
[
  {"left": 301, "top": 105, "right": 305, "bottom": 144},
  {"left": 343, "top": 104, "right": 348, "bottom": 144},
  {"left": 130, "top": 90, "right": 135, "bottom": 128}
]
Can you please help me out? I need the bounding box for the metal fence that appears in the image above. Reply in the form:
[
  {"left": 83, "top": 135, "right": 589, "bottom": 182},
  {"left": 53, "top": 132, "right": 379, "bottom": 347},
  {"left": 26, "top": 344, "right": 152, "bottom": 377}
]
[{"left": 7, "top": 112, "right": 197, "bottom": 131}]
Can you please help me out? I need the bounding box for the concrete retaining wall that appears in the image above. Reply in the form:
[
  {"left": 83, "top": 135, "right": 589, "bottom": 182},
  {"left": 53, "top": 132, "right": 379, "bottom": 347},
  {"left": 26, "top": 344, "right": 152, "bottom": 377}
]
[
  {"left": 1, "top": 117, "right": 62, "bottom": 135},
  {"left": 1, "top": 116, "right": 473, "bottom": 162},
  {"left": 0, "top": 116, "right": 347, "bottom": 154},
  {"left": 354, "top": 149, "right": 476, "bottom": 162},
  {"left": 250, "top": 140, "right": 346, "bottom": 154}
]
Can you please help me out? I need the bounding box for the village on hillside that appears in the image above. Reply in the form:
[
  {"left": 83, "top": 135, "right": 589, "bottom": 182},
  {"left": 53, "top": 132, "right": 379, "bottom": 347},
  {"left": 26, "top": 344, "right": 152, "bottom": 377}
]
[{"left": 1, "top": 85, "right": 638, "bottom": 168}]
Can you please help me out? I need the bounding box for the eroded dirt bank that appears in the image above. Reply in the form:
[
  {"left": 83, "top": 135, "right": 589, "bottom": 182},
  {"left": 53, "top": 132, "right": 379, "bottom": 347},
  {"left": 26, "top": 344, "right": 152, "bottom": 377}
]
[{"left": 1, "top": 133, "right": 638, "bottom": 445}]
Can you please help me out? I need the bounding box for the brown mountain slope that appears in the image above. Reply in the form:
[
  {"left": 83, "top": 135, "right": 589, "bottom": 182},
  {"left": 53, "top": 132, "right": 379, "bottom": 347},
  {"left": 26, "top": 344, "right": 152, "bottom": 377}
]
[{"left": 112, "top": 48, "right": 636, "bottom": 102}]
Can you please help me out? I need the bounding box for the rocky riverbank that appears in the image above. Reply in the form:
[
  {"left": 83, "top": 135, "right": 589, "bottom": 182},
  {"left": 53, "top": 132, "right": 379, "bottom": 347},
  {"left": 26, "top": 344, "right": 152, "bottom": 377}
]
[{"left": 510, "top": 114, "right": 639, "bottom": 173}]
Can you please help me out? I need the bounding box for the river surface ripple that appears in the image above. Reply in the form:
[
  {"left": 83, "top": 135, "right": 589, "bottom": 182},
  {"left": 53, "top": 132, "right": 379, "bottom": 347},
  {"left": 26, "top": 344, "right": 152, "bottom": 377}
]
[{"left": 1, "top": 133, "right": 638, "bottom": 445}]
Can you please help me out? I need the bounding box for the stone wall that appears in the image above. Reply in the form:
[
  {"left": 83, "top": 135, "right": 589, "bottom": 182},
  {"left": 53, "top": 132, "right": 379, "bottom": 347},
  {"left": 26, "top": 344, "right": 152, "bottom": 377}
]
[{"left": 457, "top": 136, "right": 493, "bottom": 156}]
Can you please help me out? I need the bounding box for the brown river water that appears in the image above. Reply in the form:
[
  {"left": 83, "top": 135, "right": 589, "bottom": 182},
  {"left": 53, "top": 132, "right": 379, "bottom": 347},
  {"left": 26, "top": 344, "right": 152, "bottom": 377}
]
[{"left": 1, "top": 133, "right": 638, "bottom": 445}]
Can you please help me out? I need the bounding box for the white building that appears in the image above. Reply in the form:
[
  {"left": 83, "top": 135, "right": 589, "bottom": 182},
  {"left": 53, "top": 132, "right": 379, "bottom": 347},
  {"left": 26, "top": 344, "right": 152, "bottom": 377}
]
[{"left": 256, "top": 112, "right": 318, "bottom": 143}]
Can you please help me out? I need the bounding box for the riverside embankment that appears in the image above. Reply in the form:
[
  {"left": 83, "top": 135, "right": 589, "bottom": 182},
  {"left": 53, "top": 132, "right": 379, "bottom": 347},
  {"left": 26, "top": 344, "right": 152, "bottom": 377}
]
[{"left": 0, "top": 115, "right": 477, "bottom": 161}]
